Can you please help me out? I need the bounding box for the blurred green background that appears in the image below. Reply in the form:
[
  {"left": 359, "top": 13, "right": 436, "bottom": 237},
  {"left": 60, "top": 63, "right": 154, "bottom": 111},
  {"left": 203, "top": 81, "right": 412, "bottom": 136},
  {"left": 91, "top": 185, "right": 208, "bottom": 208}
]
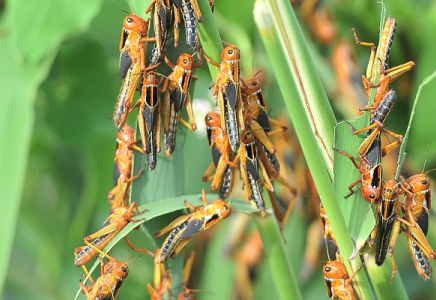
[{"left": 2, "top": 0, "right": 436, "bottom": 299}]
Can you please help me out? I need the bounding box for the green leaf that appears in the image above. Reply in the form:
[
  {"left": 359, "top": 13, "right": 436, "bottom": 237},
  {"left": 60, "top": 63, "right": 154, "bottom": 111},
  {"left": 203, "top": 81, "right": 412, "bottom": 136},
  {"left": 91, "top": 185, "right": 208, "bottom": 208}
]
[
  {"left": 254, "top": 214, "right": 302, "bottom": 300},
  {"left": 333, "top": 118, "right": 375, "bottom": 250},
  {"left": 197, "top": 220, "right": 236, "bottom": 300},
  {"left": 395, "top": 70, "right": 436, "bottom": 176},
  {"left": 0, "top": 0, "right": 102, "bottom": 293},
  {"left": 254, "top": 0, "right": 375, "bottom": 298},
  {"left": 74, "top": 193, "right": 255, "bottom": 299},
  {"left": 197, "top": 0, "right": 224, "bottom": 80}
]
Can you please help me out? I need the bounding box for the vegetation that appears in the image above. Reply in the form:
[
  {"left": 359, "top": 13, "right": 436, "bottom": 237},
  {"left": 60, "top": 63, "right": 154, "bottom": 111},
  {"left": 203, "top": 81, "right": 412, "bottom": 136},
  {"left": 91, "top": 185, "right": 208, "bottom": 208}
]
[{"left": 2, "top": 0, "right": 436, "bottom": 299}]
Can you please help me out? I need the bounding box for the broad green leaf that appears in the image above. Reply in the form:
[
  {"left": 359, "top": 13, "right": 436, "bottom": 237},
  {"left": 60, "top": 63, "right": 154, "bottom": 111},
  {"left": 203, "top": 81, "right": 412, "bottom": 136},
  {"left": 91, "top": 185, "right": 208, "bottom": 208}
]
[
  {"left": 0, "top": 0, "right": 102, "bottom": 293},
  {"left": 333, "top": 118, "right": 375, "bottom": 250},
  {"left": 74, "top": 194, "right": 256, "bottom": 299}
]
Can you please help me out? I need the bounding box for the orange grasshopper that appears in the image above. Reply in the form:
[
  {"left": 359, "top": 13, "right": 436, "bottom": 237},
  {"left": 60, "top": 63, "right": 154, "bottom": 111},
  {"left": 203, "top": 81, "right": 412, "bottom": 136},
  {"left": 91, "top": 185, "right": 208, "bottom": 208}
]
[
  {"left": 146, "top": 0, "right": 179, "bottom": 64},
  {"left": 208, "top": 0, "right": 214, "bottom": 12},
  {"left": 129, "top": 71, "right": 162, "bottom": 170},
  {"left": 319, "top": 203, "right": 342, "bottom": 263},
  {"left": 74, "top": 202, "right": 153, "bottom": 267},
  {"left": 241, "top": 74, "right": 288, "bottom": 155},
  {"left": 345, "top": 89, "right": 402, "bottom": 160},
  {"left": 177, "top": 251, "right": 197, "bottom": 300},
  {"left": 233, "top": 230, "right": 263, "bottom": 300},
  {"left": 240, "top": 74, "right": 297, "bottom": 199},
  {"left": 107, "top": 124, "right": 145, "bottom": 210},
  {"left": 323, "top": 261, "right": 362, "bottom": 300},
  {"left": 255, "top": 142, "right": 297, "bottom": 204},
  {"left": 298, "top": 0, "right": 337, "bottom": 45},
  {"left": 79, "top": 243, "right": 130, "bottom": 300},
  {"left": 233, "top": 131, "right": 274, "bottom": 216},
  {"left": 335, "top": 89, "right": 402, "bottom": 203},
  {"left": 147, "top": 252, "right": 198, "bottom": 299},
  {"left": 395, "top": 169, "right": 435, "bottom": 280},
  {"left": 161, "top": 53, "right": 202, "bottom": 157},
  {"left": 118, "top": 13, "right": 150, "bottom": 79},
  {"left": 332, "top": 42, "right": 368, "bottom": 117},
  {"left": 204, "top": 45, "right": 245, "bottom": 152},
  {"left": 372, "top": 180, "right": 402, "bottom": 275},
  {"left": 154, "top": 189, "right": 231, "bottom": 264},
  {"left": 146, "top": 264, "right": 172, "bottom": 300},
  {"left": 352, "top": 16, "right": 415, "bottom": 114},
  {"left": 368, "top": 177, "right": 433, "bottom": 282},
  {"left": 114, "top": 13, "right": 158, "bottom": 129},
  {"left": 202, "top": 111, "right": 238, "bottom": 199},
  {"left": 172, "top": 0, "right": 203, "bottom": 50}
]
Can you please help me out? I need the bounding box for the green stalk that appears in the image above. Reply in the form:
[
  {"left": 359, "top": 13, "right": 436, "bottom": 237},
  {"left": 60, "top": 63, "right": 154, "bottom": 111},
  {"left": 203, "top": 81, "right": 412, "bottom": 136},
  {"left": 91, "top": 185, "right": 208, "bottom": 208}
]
[
  {"left": 255, "top": 0, "right": 335, "bottom": 178},
  {"left": 254, "top": 0, "right": 374, "bottom": 298},
  {"left": 254, "top": 215, "right": 302, "bottom": 300},
  {"left": 197, "top": 0, "right": 223, "bottom": 80}
]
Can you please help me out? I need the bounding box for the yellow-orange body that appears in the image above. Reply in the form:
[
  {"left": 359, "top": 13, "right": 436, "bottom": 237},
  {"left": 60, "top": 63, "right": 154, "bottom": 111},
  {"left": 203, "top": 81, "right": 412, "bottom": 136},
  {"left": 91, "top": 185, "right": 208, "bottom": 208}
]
[
  {"left": 107, "top": 125, "right": 144, "bottom": 209},
  {"left": 80, "top": 257, "right": 129, "bottom": 300},
  {"left": 332, "top": 43, "right": 368, "bottom": 116},
  {"left": 162, "top": 53, "right": 200, "bottom": 157},
  {"left": 234, "top": 131, "right": 274, "bottom": 216},
  {"left": 206, "top": 45, "right": 244, "bottom": 152},
  {"left": 298, "top": 0, "right": 337, "bottom": 44},
  {"left": 202, "top": 111, "right": 236, "bottom": 199},
  {"left": 154, "top": 190, "right": 231, "bottom": 264},
  {"left": 398, "top": 173, "right": 434, "bottom": 280},
  {"left": 130, "top": 71, "right": 162, "bottom": 170},
  {"left": 146, "top": 0, "right": 173, "bottom": 63},
  {"left": 177, "top": 251, "right": 196, "bottom": 300},
  {"left": 172, "top": 0, "right": 203, "bottom": 50},
  {"left": 147, "top": 264, "right": 172, "bottom": 300},
  {"left": 371, "top": 180, "right": 403, "bottom": 282},
  {"left": 334, "top": 146, "right": 382, "bottom": 203},
  {"left": 241, "top": 76, "right": 283, "bottom": 154},
  {"left": 323, "top": 261, "right": 356, "bottom": 300},
  {"left": 119, "top": 14, "right": 152, "bottom": 74},
  {"left": 319, "top": 203, "right": 341, "bottom": 262},
  {"left": 402, "top": 174, "right": 431, "bottom": 222},
  {"left": 114, "top": 63, "right": 142, "bottom": 129},
  {"left": 354, "top": 16, "right": 415, "bottom": 115},
  {"left": 74, "top": 203, "right": 142, "bottom": 266},
  {"left": 115, "top": 14, "right": 157, "bottom": 129},
  {"left": 231, "top": 230, "right": 263, "bottom": 300}
]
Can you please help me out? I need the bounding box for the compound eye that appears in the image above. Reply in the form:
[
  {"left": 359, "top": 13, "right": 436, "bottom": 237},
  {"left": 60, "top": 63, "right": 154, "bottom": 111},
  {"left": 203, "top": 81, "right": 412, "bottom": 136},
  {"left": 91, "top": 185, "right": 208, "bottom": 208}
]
[
  {"left": 422, "top": 179, "right": 428, "bottom": 185},
  {"left": 228, "top": 49, "right": 233, "bottom": 54},
  {"left": 121, "top": 267, "right": 127, "bottom": 272},
  {"left": 324, "top": 266, "right": 331, "bottom": 273},
  {"left": 127, "top": 17, "right": 133, "bottom": 23},
  {"left": 369, "top": 194, "right": 375, "bottom": 199}
]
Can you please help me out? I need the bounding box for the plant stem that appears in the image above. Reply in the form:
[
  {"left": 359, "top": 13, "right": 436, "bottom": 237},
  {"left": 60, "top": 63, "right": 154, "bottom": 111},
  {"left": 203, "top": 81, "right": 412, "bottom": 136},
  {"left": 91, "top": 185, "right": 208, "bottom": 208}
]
[
  {"left": 254, "top": 0, "right": 375, "bottom": 298},
  {"left": 254, "top": 215, "right": 302, "bottom": 300}
]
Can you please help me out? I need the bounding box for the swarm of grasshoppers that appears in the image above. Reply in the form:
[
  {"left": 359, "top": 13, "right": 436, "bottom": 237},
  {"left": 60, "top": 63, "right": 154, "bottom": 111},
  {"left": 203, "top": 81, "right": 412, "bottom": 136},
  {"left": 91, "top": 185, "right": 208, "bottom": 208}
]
[
  {"left": 326, "top": 15, "right": 435, "bottom": 300},
  {"left": 71, "top": 1, "right": 433, "bottom": 299},
  {"left": 73, "top": 1, "right": 299, "bottom": 298}
]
